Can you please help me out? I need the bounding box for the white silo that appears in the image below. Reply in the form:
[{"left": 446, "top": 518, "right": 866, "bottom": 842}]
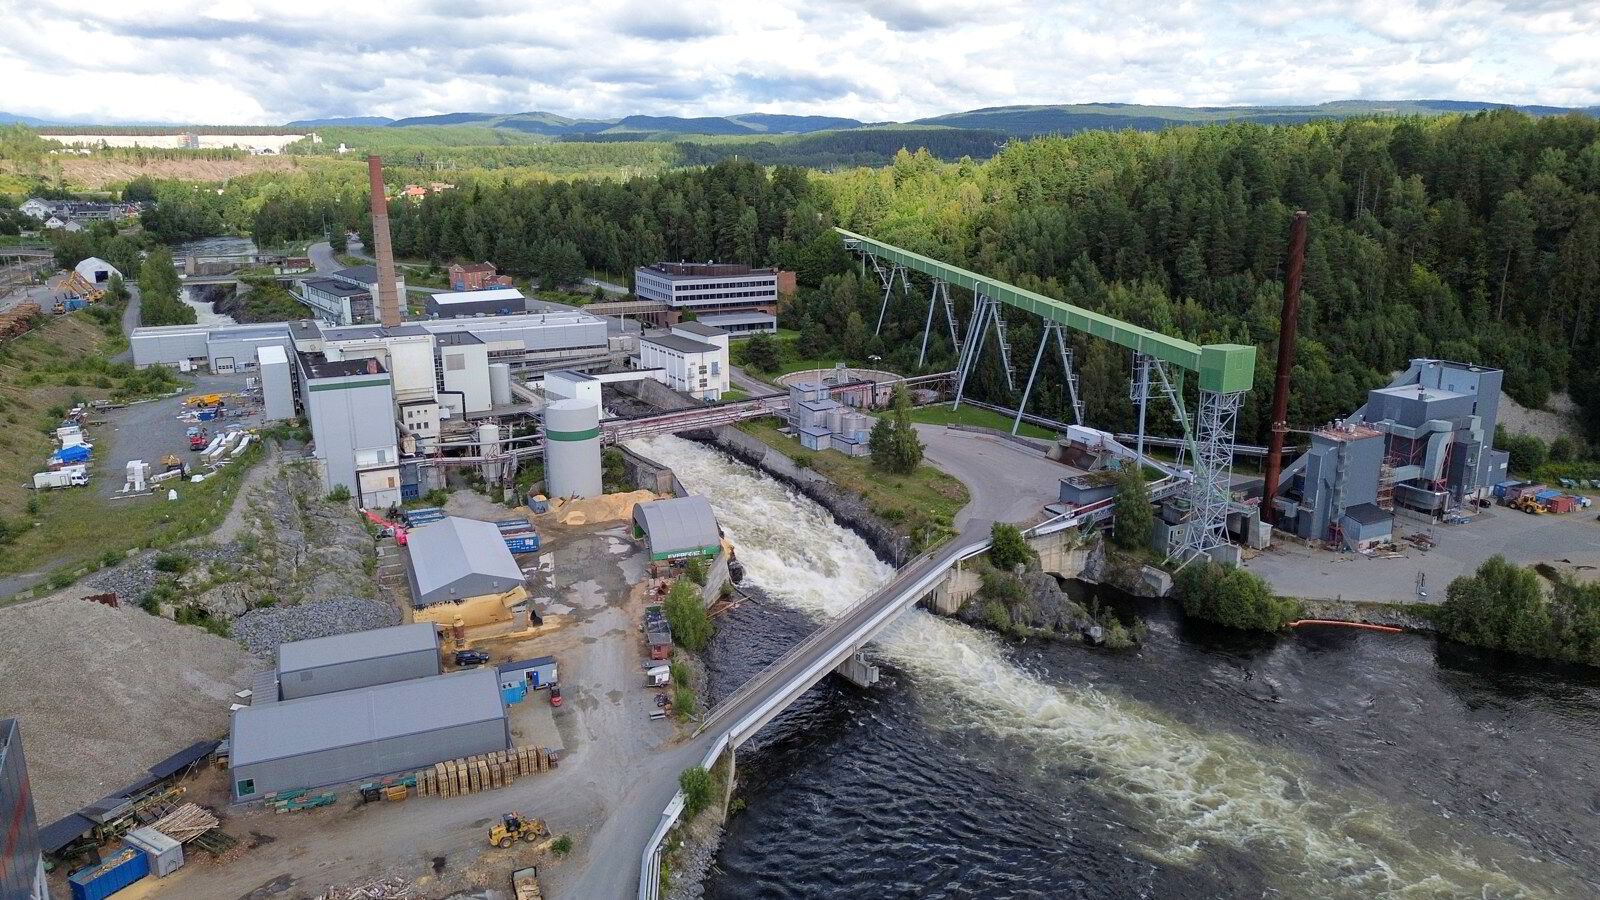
[
  {"left": 544, "top": 398, "right": 602, "bottom": 497},
  {"left": 489, "top": 363, "right": 513, "bottom": 407},
  {"left": 477, "top": 422, "right": 503, "bottom": 483}
]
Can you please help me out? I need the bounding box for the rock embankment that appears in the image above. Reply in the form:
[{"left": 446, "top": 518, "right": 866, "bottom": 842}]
[{"left": 1296, "top": 598, "right": 1439, "bottom": 632}]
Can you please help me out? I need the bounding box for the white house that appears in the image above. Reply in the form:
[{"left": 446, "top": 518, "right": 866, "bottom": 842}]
[
  {"left": 43, "top": 216, "right": 66, "bottom": 230},
  {"left": 638, "top": 322, "right": 729, "bottom": 401},
  {"left": 20, "top": 198, "right": 55, "bottom": 219}
]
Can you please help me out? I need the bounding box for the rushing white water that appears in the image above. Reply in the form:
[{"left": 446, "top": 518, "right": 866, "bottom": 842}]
[
  {"left": 180, "top": 286, "right": 237, "bottom": 327},
  {"left": 631, "top": 434, "right": 1559, "bottom": 898}
]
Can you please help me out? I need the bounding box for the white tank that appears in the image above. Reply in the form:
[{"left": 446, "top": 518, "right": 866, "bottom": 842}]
[
  {"left": 477, "top": 422, "right": 502, "bottom": 482},
  {"left": 544, "top": 398, "right": 602, "bottom": 498},
  {"left": 489, "top": 364, "right": 512, "bottom": 407}
]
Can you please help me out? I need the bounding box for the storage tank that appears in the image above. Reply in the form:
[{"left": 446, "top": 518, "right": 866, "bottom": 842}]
[
  {"left": 489, "top": 363, "right": 513, "bottom": 407},
  {"left": 544, "top": 398, "right": 602, "bottom": 498},
  {"left": 477, "top": 422, "right": 502, "bottom": 483}
]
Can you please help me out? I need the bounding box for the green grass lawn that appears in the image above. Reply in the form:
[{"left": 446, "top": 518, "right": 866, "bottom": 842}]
[
  {"left": 719, "top": 388, "right": 749, "bottom": 402},
  {"left": 738, "top": 418, "right": 968, "bottom": 550},
  {"left": 908, "top": 403, "right": 1057, "bottom": 440}
]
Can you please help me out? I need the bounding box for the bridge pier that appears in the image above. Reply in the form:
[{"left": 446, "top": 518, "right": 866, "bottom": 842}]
[{"left": 835, "top": 651, "right": 879, "bottom": 688}]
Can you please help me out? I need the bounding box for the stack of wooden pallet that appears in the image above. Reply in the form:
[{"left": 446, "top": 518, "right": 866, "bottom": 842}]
[{"left": 414, "top": 746, "right": 554, "bottom": 798}]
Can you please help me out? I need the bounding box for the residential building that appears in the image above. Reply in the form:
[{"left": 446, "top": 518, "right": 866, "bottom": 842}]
[
  {"left": 297, "top": 353, "right": 401, "bottom": 509},
  {"left": 275, "top": 623, "right": 440, "bottom": 701},
  {"left": 0, "top": 719, "right": 48, "bottom": 900},
  {"left": 42, "top": 216, "right": 66, "bottom": 230},
  {"left": 229, "top": 667, "right": 508, "bottom": 800},
  {"left": 19, "top": 198, "right": 53, "bottom": 219},
  {"left": 637, "top": 322, "right": 729, "bottom": 400},
  {"left": 426, "top": 287, "right": 526, "bottom": 319},
  {"left": 1274, "top": 359, "right": 1509, "bottom": 549},
  {"left": 633, "top": 262, "right": 779, "bottom": 332},
  {"left": 447, "top": 262, "right": 512, "bottom": 292}
]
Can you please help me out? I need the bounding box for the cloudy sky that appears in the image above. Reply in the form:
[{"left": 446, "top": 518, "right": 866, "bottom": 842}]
[{"left": 3, "top": 0, "right": 1597, "bottom": 124}]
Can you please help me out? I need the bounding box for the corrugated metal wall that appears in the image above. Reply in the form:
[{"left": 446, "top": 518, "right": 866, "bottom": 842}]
[
  {"left": 279, "top": 650, "right": 440, "bottom": 701},
  {"left": 0, "top": 719, "right": 44, "bottom": 900},
  {"left": 232, "top": 718, "right": 508, "bottom": 798}
]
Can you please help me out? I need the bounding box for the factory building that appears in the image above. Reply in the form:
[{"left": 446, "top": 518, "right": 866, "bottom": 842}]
[
  {"left": 637, "top": 323, "right": 729, "bottom": 401},
  {"left": 786, "top": 382, "right": 871, "bottom": 455},
  {"left": 329, "top": 264, "right": 405, "bottom": 313},
  {"left": 229, "top": 667, "right": 507, "bottom": 800},
  {"left": 436, "top": 331, "right": 492, "bottom": 416},
  {"left": 542, "top": 370, "right": 601, "bottom": 407},
  {"left": 256, "top": 344, "right": 296, "bottom": 421},
  {"left": 297, "top": 278, "right": 374, "bottom": 325},
  {"left": 447, "top": 261, "right": 512, "bottom": 292},
  {"left": 0, "top": 719, "right": 48, "bottom": 900},
  {"left": 275, "top": 623, "right": 440, "bottom": 701},
  {"left": 1274, "top": 359, "right": 1509, "bottom": 549},
  {"left": 633, "top": 262, "right": 779, "bottom": 332},
  {"left": 631, "top": 495, "right": 721, "bottom": 561},
  {"left": 297, "top": 354, "right": 401, "bottom": 509},
  {"left": 426, "top": 288, "right": 526, "bottom": 318},
  {"left": 405, "top": 517, "right": 526, "bottom": 608}
]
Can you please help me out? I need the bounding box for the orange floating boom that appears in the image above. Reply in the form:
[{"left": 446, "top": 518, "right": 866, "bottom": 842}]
[{"left": 1288, "top": 619, "right": 1404, "bottom": 633}]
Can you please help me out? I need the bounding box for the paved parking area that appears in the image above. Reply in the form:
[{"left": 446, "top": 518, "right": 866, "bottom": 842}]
[
  {"left": 1246, "top": 505, "right": 1600, "bottom": 603},
  {"left": 95, "top": 373, "right": 262, "bottom": 495}
]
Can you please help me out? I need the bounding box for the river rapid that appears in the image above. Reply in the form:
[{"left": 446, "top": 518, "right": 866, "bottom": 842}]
[{"left": 630, "top": 434, "right": 1600, "bottom": 899}]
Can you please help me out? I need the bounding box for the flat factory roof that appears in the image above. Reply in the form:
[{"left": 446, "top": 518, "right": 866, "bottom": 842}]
[
  {"left": 276, "top": 623, "right": 438, "bottom": 675},
  {"left": 230, "top": 667, "right": 503, "bottom": 767},
  {"left": 671, "top": 321, "right": 726, "bottom": 337},
  {"left": 643, "top": 332, "right": 718, "bottom": 355},
  {"left": 698, "top": 312, "right": 776, "bottom": 327},
  {"left": 303, "top": 278, "right": 368, "bottom": 298},
  {"left": 433, "top": 287, "right": 525, "bottom": 305}
]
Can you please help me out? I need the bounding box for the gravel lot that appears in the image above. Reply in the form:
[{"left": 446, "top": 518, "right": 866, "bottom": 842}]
[
  {"left": 95, "top": 372, "right": 262, "bottom": 497},
  {"left": 0, "top": 594, "right": 257, "bottom": 822},
  {"left": 233, "top": 596, "right": 399, "bottom": 656}
]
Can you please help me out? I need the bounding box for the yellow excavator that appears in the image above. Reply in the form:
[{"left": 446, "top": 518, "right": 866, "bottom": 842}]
[{"left": 488, "top": 812, "right": 547, "bottom": 848}]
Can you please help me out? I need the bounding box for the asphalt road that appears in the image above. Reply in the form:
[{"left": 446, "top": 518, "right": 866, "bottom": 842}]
[{"left": 914, "top": 423, "right": 1075, "bottom": 527}]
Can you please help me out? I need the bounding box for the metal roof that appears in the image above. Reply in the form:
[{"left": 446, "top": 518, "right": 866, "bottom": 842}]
[
  {"left": 147, "top": 740, "right": 221, "bottom": 778},
  {"left": 333, "top": 264, "right": 379, "bottom": 284},
  {"left": 230, "top": 668, "right": 504, "bottom": 767},
  {"left": 406, "top": 516, "right": 524, "bottom": 600},
  {"left": 1343, "top": 502, "right": 1391, "bottom": 526},
  {"left": 642, "top": 333, "right": 718, "bottom": 355},
  {"left": 698, "top": 312, "right": 776, "bottom": 327},
  {"left": 277, "top": 623, "right": 438, "bottom": 675},
  {"left": 671, "top": 321, "right": 725, "bottom": 337},
  {"left": 433, "top": 288, "right": 524, "bottom": 305},
  {"left": 498, "top": 655, "right": 555, "bottom": 674},
  {"left": 631, "top": 495, "right": 720, "bottom": 555}
]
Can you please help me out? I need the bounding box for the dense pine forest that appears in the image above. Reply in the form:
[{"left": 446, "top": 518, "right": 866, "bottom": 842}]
[{"left": 377, "top": 109, "right": 1600, "bottom": 444}]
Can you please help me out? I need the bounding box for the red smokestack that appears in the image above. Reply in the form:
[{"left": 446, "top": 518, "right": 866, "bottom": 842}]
[
  {"left": 367, "top": 155, "right": 402, "bottom": 328},
  {"left": 1263, "top": 210, "right": 1309, "bottom": 524}
]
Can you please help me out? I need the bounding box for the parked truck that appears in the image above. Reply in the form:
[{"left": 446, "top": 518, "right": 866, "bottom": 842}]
[{"left": 34, "top": 469, "right": 88, "bottom": 489}]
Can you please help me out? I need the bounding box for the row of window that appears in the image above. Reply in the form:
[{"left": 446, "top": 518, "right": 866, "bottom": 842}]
[
  {"left": 672, "top": 291, "right": 774, "bottom": 303},
  {"left": 669, "top": 280, "right": 775, "bottom": 291}
]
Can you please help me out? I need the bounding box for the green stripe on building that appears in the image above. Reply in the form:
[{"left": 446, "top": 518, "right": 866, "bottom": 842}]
[
  {"left": 545, "top": 426, "right": 601, "bottom": 441},
  {"left": 307, "top": 378, "right": 391, "bottom": 392}
]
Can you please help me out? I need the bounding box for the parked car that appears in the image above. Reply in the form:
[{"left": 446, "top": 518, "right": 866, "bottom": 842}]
[
  {"left": 549, "top": 685, "right": 562, "bottom": 707},
  {"left": 454, "top": 649, "right": 490, "bottom": 667}
]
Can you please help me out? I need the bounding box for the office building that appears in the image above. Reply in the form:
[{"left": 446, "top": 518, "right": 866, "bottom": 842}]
[{"left": 633, "top": 262, "right": 779, "bottom": 333}]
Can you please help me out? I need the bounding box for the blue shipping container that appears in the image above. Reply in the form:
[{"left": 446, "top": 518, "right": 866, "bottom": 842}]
[
  {"left": 505, "top": 534, "right": 539, "bottom": 554},
  {"left": 500, "top": 682, "right": 527, "bottom": 705},
  {"left": 70, "top": 847, "right": 149, "bottom": 900}
]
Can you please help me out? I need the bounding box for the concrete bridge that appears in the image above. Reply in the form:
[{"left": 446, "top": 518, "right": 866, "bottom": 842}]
[{"left": 634, "top": 481, "right": 1180, "bottom": 898}]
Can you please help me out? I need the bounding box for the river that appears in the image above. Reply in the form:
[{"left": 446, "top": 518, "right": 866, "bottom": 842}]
[{"left": 629, "top": 434, "right": 1600, "bottom": 899}]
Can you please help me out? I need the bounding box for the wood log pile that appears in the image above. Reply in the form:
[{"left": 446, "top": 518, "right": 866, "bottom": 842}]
[{"left": 150, "top": 802, "right": 219, "bottom": 843}]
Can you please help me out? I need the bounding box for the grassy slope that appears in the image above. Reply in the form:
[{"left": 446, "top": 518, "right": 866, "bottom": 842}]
[
  {"left": 0, "top": 314, "right": 263, "bottom": 590},
  {"left": 737, "top": 418, "right": 967, "bottom": 545},
  {"left": 907, "top": 402, "right": 1056, "bottom": 440}
]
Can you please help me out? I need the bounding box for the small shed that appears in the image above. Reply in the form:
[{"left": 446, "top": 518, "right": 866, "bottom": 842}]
[
  {"left": 631, "top": 495, "right": 720, "bottom": 561},
  {"left": 497, "top": 656, "right": 558, "bottom": 704},
  {"left": 797, "top": 426, "right": 832, "bottom": 451},
  {"left": 405, "top": 517, "right": 525, "bottom": 607},
  {"left": 1339, "top": 502, "right": 1393, "bottom": 550},
  {"left": 124, "top": 826, "right": 183, "bottom": 877}
]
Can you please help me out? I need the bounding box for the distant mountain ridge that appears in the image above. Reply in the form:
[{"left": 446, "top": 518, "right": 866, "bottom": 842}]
[
  {"left": 335, "top": 99, "right": 1600, "bottom": 140},
  {"left": 286, "top": 116, "right": 396, "bottom": 126}
]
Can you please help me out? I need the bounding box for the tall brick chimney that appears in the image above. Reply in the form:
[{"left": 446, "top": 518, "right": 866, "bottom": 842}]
[{"left": 367, "top": 155, "right": 402, "bottom": 327}]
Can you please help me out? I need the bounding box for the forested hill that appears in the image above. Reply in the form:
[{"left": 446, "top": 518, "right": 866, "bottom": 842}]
[
  {"left": 822, "top": 109, "right": 1600, "bottom": 441},
  {"left": 375, "top": 109, "right": 1600, "bottom": 445}
]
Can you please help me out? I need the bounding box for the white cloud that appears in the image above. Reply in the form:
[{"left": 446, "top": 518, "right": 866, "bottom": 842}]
[{"left": 0, "top": 0, "right": 1594, "bottom": 124}]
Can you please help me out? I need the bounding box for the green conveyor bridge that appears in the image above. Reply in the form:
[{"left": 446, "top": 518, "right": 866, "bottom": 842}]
[{"left": 835, "top": 227, "right": 1257, "bottom": 562}]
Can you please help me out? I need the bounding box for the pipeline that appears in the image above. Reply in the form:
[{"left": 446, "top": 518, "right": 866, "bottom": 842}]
[{"left": 1287, "top": 619, "right": 1404, "bottom": 633}]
